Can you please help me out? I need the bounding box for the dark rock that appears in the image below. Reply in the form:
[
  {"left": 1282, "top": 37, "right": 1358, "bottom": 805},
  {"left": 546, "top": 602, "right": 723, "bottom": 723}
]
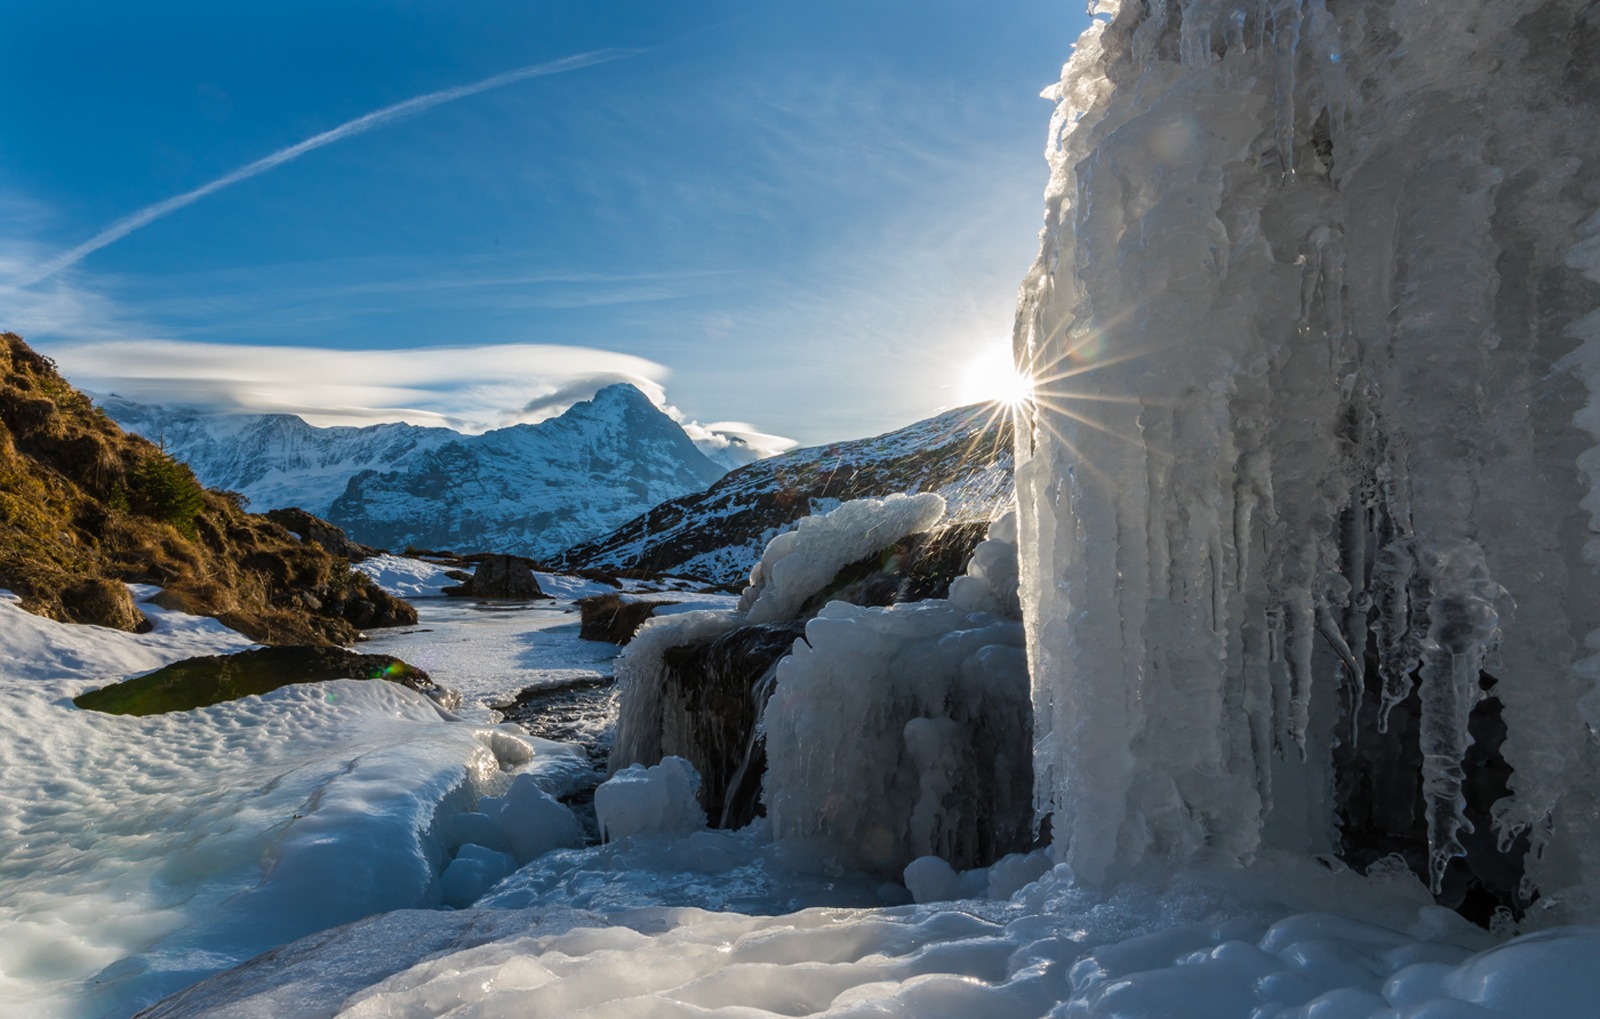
[
  {"left": 442, "top": 555, "right": 548, "bottom": 599},
  {"left": 658, "top": 621, "right": 809, "bottom": 828},
  {"left": 265, "top": 507, "right": 380, "bottom": 561},
  {"left": 576, "top": 594, "right": 678, "bottom": 644},
  {"left": 74, "top": 646, "right": 459, "bottom": 716}
]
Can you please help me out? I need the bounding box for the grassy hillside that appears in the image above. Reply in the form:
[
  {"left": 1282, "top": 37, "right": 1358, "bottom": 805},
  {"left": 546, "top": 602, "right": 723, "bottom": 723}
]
[{"left": 0, "top": 332, "right": 414, "bottom": 645}]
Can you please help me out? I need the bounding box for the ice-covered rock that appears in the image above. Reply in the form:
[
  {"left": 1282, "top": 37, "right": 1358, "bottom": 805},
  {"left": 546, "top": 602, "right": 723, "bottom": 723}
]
[
  {"left": 738, "top": 492, "right": 947, "bottom": 622},
  {"left": 595, "top": 756, "right": 707, "bottom": 841}
]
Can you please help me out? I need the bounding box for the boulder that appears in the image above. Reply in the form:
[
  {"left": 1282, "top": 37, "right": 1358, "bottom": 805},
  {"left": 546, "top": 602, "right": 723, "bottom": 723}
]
[
  {"left": 265, "top": 507, "right": 380, "bottom": 561},
  {"left": 73, "top": 646, "right": 458, "bottom": 715},
  {"left": 60, "top": 577, "right": 151, "bottom": 632},
  {"left": 442, "top": 555, "right": 548, "bottom": 599},
  {"left": 576, "top": 594, "right": 677, "bottom": 644}
]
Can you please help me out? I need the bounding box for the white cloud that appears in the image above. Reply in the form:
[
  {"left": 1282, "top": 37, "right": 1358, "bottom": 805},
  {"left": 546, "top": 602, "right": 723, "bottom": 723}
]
[
  {"left": 36, "top": 337, "right": 799, "bottom": 460},
  {"left": 40, "top": 338, "right": 669, "bottom": 432},
  {"left": 681, "top": 420, "right": 799, "bottom": 464}
]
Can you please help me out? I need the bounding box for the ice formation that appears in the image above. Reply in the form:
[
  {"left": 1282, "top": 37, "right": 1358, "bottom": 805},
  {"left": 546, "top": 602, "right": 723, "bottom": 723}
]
[
  {"left": 609, "top": 496, "right": 1032, "bottom": 874},
  {"left": 611, "top": 493, "right": 954, "bottom": 776},
  {"left": 738, "top": 492, "right": 947, "bottom": 623},
  {"left": 1014, "top": 0, "right": 1600, "bottom": 917},
  {"left": 594, "top": 756, "right": 708, "bottom": 841},
  {"left": 762, "top": 513, "right": 1032, "bottom": 872}
]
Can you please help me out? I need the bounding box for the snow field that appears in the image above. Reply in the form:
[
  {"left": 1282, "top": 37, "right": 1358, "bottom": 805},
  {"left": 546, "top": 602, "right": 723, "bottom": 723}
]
[
  {"left": 352, "top": 554, "right": 462, "bottom": 600},
  {"left": 0, "top": 588, "right": 587, "bottom": 1018}
]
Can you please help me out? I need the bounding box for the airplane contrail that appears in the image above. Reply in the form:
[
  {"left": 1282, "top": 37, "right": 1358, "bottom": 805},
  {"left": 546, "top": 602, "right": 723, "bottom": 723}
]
[{"left": 9, "top": 49, "right": 635, "bottom": 289}]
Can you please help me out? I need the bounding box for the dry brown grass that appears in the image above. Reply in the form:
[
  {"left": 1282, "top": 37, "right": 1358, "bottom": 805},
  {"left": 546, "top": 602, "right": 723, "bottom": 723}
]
[{"left": 0, "top": 332, "right": 414, "bottom": 644}]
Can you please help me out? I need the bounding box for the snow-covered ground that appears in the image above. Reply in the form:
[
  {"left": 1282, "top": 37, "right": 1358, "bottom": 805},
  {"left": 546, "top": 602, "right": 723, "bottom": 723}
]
[
  {"left": 142, "top": 848, "right": 1600, "bottom": 1018},
  {"left": 5, "top": 560, "right": 1599, "bottom": 1018},
  {"left": 353, "top": 555, "right": 738, "bottom": 708},
  {"left": 0, "top": 587, "right": 582, "bottom": 1018}
]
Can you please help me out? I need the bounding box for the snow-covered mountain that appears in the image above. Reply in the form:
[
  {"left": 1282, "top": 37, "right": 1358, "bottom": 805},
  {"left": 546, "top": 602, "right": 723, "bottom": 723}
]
[
  {"left": 103, "top": 384, "right": 727, "bottom": 558},
  {"left": 555, "top": 402, "right": 1016, "bottom": 584}
]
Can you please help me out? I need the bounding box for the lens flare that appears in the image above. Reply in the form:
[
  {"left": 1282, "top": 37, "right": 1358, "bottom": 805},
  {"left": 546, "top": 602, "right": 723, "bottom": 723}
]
[{"left": 958, "top": 345, "right": 1035, "bottom": 408}]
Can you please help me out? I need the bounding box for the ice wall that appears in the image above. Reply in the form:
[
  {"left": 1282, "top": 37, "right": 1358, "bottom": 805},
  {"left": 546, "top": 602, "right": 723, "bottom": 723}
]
[{"left": 1016, "top": 0, "right": 1600, "bottom": 919}]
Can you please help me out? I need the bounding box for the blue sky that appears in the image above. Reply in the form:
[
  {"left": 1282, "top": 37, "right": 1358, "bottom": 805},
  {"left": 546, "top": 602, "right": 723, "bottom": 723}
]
[{"left": 0, "top": 1, "right": 1085, "bottom": 449}]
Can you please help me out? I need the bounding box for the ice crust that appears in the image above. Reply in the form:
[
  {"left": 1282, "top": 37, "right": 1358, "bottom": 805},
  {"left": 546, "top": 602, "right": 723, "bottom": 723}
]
[
  {"left": 1014, "top": 0, "right": 1600, "bottom": 910},
  {"left": 138, "top": 855, "right": 1600, "bottom": 1019}
]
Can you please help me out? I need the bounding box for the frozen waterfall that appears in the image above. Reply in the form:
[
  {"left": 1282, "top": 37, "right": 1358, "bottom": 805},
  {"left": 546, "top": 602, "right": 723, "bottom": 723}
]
[{"left": 1015, "top": 0, "right": 1600, "bottom": 923}]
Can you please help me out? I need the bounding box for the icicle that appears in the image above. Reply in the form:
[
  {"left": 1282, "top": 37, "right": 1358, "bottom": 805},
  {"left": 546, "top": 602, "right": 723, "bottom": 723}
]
[
  {"left": 1371, "top": 538, "right": 1417, "bottom": 733},
  {"left": 1269, "top": 0, "right": 1303, "bottom": 176},
  {"left": 1414, "top": 543, "right": 1505, "bottom": 892},
  {"left": 1131, "top": 0, "right": 1172, "bottom": 70},
  {"left": 1179, "top": 0, "right": 1221, "bottom": 69},
  {"left": 1304, "top": 0, "right": 1344, "bottom": 156}
]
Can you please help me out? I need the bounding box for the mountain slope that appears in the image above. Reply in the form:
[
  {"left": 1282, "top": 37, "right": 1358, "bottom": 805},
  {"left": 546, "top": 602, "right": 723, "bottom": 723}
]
[
  {"left": 106, "top": 384, "right": 727, "bottom": 557},
  {"left": 555, "top": 403, "right": 1016, "bottom": 584},
  {"left": 0, "top": 333, "right": 413, "bottom": 644}
]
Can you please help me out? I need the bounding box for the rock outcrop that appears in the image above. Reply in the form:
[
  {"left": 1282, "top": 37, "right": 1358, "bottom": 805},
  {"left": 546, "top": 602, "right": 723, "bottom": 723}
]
[
  {"left": 575, "top": 594, "right": 678, "bottom": 644},
  {"left": 0, "top": 333, "right": 415, "bottom": 644},
  {"left": 263, "top": 507, "right": 379, "bottom": 561}
]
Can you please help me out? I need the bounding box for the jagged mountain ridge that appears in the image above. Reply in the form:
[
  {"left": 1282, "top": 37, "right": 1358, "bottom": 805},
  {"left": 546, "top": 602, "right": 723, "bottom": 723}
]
[
  {"left": 105, "top": 384, "right": 727, "bottom": 558},
  {"left": 555, "top": 403, "right": 1016, "bottom": 584}
]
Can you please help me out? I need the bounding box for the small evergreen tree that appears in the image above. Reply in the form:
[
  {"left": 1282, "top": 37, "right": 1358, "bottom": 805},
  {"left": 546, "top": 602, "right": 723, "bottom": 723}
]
[{"left": 129, "top": 440, "right": 205, "bottom": 536}]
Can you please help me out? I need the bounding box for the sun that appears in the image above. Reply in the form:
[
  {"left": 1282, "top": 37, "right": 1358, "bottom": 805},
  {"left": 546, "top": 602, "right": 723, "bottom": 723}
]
[{"left": 957, "top": 344, "right": 1034, "bottom": 408}]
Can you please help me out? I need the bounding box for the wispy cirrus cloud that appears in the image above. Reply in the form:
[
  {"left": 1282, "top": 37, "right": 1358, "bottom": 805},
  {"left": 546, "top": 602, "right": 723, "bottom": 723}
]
[{"left": 3, "top": 49, "right": 638, "bottom": 290}]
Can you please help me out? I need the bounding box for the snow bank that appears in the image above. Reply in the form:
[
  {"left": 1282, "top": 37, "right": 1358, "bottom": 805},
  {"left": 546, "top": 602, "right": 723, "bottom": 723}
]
[
  {"left": 352, "top": 553, "right": 459, "bottom": 600},
  {"left": 0, "top": 590, "right": 546, "bottom": 1018}
]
